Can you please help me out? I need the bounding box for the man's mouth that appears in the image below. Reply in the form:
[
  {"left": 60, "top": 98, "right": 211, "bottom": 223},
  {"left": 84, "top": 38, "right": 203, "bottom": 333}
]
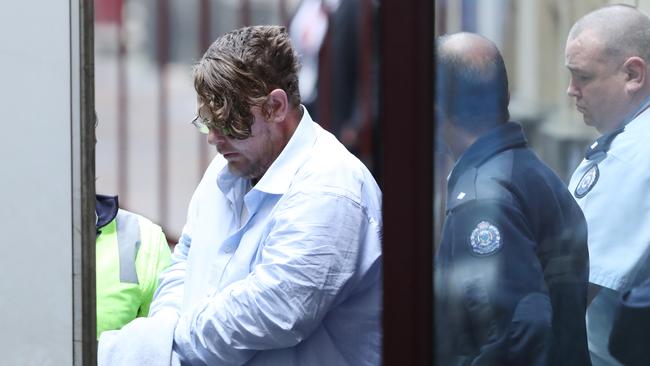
[{"left": 221, "top": 152, "right": 238, "bottom": 159}]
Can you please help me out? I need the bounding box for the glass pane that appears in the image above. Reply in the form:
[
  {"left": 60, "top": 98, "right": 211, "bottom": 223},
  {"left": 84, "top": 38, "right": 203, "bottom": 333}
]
[{"left": 434, "top": 1, "right": 650, "bottom": 365}]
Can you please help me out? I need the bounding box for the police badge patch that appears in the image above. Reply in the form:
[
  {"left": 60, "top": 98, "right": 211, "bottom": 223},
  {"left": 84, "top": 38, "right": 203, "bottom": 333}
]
[
  {"left": 469, "top": 221, "right": 502, "bottom": 256},
  {"left": 574, "top": 164, "right": 599, "bottom": 198}
]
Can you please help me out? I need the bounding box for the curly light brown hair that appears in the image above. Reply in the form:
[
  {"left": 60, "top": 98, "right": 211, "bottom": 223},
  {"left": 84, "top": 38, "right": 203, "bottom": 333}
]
[{"left": 194, "top": 25, "right": 301, "bottom": 139}]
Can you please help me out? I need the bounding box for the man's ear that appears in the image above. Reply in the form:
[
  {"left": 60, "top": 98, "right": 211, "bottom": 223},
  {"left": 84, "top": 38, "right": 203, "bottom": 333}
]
[
  {"left": 265, "top": 89, "right": 289, "bottom": 123},
  {"left": 623, "top": 56, "right": 646, "bottom": 93}
]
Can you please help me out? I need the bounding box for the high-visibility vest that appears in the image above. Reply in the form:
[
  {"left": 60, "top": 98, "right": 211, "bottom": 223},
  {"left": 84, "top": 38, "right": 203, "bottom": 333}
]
[{"left": 96, "top": 209, "right": 171, "bottom": 338}]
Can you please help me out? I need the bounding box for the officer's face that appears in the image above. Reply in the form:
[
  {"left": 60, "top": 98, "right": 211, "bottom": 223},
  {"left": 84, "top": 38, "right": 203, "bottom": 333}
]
[
  {"left": 207, "top": 105, "right": 282, "bottom": 180},
  {"left": 565, "top": 30, "right": 630, "bottom": 134}
]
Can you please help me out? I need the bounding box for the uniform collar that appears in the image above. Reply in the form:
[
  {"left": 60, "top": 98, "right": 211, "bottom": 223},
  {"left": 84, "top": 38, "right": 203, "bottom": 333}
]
[
  {"left": 584, "top": 126, "right": 625, "bottom": 161},
  {"left": 96, "top": 194, "right": 118, "bottom": 230},
  {"left": 216, "top": 106, "right": 318, "bottom": 196},
  {"left": 448, "top": 122, "right": 527, "bottom": 189}
]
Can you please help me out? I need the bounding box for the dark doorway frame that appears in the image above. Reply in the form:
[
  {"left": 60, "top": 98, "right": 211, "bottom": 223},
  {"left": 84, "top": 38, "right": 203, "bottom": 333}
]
[
  {"left": 75, "top": 0, "right": 96, "bottom": 362},
  {"left": 381, "top": 0, "right": 434, "bottom": 365}
]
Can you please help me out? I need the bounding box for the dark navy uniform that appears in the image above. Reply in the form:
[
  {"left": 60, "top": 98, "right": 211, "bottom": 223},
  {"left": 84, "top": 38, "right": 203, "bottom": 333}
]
[
  {"left": 435, "top": 122, "right": 591, "bottom": 366},
  {"left": 609, "top": 278, "right": 650, "bottom": 365}
]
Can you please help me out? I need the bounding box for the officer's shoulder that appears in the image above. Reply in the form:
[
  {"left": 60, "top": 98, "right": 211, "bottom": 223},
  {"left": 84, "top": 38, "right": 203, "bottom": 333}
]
[{"left": 448, "top": 151, "right": 517, "bottom": 211}]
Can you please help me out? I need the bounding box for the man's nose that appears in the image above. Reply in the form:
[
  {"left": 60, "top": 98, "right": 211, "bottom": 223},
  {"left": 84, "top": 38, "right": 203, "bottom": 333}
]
[
  {"left": 567, "top": 80, "right": 580, "bottom": 98},
  {"left": 207, "top": 128, "right": 224, "bottom": 145}
]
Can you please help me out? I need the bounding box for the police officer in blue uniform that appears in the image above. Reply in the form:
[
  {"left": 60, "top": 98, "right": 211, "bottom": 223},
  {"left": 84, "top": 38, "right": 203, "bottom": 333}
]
[{"left": 434, "top": 32, "right": 591, "bottom": 366}]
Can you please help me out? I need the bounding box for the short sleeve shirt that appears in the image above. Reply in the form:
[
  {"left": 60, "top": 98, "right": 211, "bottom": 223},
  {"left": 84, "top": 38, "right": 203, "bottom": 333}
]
[{"left": 569, "top": 108, "right": 650, "bottom": 365}]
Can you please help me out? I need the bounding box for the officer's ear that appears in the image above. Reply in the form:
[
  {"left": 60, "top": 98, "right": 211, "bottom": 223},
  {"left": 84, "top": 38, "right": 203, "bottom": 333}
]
[{"left": 623, "top": 56, "right": 646, "bottom": 93}]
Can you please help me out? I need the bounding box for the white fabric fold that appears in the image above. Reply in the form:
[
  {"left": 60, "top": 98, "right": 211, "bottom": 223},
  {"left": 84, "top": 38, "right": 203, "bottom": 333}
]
[{"left": 98, "top": 309, "right": 180, "bottom": 366}]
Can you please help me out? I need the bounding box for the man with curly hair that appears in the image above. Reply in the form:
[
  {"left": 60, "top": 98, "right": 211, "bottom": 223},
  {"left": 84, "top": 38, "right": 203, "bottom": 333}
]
[{"left": 99, "top": 25, "right": 382, "bottom": 366}]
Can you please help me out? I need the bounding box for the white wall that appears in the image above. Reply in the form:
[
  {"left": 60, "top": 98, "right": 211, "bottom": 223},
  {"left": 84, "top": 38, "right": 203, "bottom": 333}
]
[{"left": 0, "top": 0, "right": 87, "bottom": 364}]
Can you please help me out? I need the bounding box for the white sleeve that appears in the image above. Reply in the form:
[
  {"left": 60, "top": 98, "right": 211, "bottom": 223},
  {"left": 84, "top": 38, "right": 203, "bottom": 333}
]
[
  {"left": 172, "top": 189, "right": 367, "bottom": 365},
  {"left": 98, "top": 309, "right": 180, "bottom": 366}
]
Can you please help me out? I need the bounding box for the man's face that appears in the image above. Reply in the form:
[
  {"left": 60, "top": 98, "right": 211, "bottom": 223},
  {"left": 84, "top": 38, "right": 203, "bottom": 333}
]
[
  {"left": 565, "top": 30, "right": 629, "bottom": 133},
  {"left": 206, "top": 105, "right": 282, "bottom": 180}
]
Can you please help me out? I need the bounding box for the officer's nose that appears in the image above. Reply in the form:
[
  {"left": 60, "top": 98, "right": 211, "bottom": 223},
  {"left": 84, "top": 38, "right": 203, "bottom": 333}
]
[{"left": 567, "top": 79, "right": 580, "bottom": 98}]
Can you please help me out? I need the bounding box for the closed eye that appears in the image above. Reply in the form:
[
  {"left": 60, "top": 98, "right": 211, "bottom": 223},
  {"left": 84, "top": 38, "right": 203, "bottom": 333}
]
[{"left": 570, "top": 71, "right": 592, "bottom": 83}]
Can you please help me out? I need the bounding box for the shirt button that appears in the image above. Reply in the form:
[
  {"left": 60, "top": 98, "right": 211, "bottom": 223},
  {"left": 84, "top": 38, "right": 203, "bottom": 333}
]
[{"left": 224, "top": 246, "right": 233, "bottom": 254}]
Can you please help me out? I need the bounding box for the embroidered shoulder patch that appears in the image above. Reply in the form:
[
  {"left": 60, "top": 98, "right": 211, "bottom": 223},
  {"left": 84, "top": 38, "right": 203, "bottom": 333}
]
[
  {"left": 574, "top": 164, "right": 599, "bottom": 198},
  {"left": 469, "top": 221, "right": 501, "bottom": 256}
]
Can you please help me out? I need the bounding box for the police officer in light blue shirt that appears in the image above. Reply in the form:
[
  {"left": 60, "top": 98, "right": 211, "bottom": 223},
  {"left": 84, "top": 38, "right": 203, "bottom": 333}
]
[
  {"left": 565, "top": 5, "right": 650, "bottom": 366},
  {"left": 435, "top": 32, "right": 590, "bottom": 366}
]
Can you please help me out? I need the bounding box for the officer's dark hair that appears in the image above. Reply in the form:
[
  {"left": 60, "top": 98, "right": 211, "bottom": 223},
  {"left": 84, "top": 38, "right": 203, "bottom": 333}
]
[{"left": 436, "top": 33, "right": 510, "bottom": 133}]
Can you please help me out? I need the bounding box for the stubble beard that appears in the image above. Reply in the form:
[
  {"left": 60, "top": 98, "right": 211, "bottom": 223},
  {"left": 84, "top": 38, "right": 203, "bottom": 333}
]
[{"left": 228, "top": 133, "right": 276, "bottom": 180}]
